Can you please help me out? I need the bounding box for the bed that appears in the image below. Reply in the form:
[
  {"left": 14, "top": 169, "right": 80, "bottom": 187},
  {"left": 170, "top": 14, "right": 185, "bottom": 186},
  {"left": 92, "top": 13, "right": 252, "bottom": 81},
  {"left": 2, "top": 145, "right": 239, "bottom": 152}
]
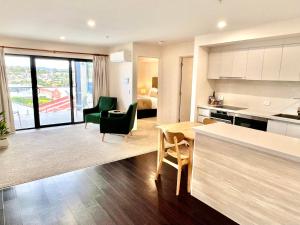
[{"left": 137, "top": 88, "right": 158, "bottom": 119}]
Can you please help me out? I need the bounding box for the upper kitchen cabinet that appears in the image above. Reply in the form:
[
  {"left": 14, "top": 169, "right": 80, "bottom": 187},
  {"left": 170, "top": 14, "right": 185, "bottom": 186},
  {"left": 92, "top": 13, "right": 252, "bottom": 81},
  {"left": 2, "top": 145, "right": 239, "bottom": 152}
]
[
  {"left": 220, "top": 50, "right": 234, "bottom": 78},
  {"left": 207, "top": 41, "right": 300, "bottom": 81},
  {"left": 207, "top": 49, "right": 244, "bottom": 79},
  {"left": 232, "top": 49, "right": 248, "bottom": 78},
  {"left": 245, "top": 48, "right": 264, "bottom": 80},
  {"left": 280, "top": 44, "right": 300, "bottom": 81},
  {"left": 207, "top": 51, "right": 221, "bottom": 79},
  {"left": 261, "top": 46, "right": 282, "bottom": 80}
]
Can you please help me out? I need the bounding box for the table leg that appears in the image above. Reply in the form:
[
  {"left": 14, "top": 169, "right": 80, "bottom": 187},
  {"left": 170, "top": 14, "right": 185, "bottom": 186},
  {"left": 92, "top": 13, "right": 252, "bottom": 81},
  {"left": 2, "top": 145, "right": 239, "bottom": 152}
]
[
  {"left": 157, "top": 129, "right": 164, "bottom": 171},
  {"left": 187, "top": 140, "right": 194, "bottom": 193}
]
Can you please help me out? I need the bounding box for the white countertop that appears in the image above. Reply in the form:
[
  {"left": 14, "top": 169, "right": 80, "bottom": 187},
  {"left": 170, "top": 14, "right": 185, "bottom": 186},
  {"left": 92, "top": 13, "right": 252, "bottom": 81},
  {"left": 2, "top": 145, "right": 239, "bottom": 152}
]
[
  {"left": 198, "top": 105, "right": 300, "bottom": 125},
  {"left": 194, "top": 123, "right": 300, "bottom": 162}
]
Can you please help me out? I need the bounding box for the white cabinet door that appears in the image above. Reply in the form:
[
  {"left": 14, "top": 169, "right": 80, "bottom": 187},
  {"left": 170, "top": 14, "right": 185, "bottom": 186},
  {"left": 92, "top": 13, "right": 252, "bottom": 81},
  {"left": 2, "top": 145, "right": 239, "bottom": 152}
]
[
  {"left": 280, "top": 44, "right": 300, "bottom": 81},
  {"left": 262, "top": 46, "right": 282, "bottom": 80},
  {"left": 198, "top": 108, "right": 210, "bottom": 117},
  {"left": 286, "top": 123, "right": 300, "bottom": 139},
  {"left": 232, "top": 49, "right": 248, "bottom": 78},
  {"left": 245, "top": 48, "right": 264, "bottom": 80},
  {"left": 207, "top": 51, "right": 221, "bottom": 79},
  {"left": 267, "top": 120, "right": 287, "bottom": 135},
  {"left": 220, "top": 50, "right": 234, "bottom": 78}
]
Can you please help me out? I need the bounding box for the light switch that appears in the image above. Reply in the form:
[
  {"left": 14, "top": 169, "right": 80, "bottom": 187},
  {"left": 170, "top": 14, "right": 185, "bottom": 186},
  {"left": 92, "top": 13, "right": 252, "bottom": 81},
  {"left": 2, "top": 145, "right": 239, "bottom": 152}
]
[
  {"left": 263, "top": 99, "right": 271, "bottom": 106},
  {"left": 123, "top": 77, "right": 130, "bottom": 84}
]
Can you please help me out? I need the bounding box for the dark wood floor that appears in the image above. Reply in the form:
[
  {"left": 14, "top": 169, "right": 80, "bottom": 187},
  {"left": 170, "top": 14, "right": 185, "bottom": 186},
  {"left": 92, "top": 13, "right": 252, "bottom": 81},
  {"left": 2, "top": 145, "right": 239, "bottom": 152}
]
[{"left": 0, "top": 152, "right": 237, "bottom": 225}]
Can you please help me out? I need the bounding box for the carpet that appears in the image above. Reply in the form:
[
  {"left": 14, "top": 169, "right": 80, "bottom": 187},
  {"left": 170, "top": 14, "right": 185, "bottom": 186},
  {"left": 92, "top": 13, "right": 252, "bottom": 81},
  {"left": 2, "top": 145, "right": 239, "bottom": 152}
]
[{"left": 0, "top": 118, "right": 158, "bottom": 189}]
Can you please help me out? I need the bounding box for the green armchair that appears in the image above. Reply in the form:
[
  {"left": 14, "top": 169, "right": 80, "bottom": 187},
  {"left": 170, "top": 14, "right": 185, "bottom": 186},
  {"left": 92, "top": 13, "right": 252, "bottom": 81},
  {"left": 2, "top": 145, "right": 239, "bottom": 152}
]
[
  {"left": 100, "top": 102, "right": 137, "bottom": 141},
  {"left": 83, "top": 96, "right": 117, "bottom": 127}
]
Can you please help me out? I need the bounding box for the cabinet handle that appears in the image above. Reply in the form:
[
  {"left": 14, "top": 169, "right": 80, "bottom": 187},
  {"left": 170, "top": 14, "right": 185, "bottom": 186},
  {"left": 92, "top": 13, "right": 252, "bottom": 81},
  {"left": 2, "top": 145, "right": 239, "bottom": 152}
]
[{"left": 219, "top": 76, "right": 245, "bottom": 79}]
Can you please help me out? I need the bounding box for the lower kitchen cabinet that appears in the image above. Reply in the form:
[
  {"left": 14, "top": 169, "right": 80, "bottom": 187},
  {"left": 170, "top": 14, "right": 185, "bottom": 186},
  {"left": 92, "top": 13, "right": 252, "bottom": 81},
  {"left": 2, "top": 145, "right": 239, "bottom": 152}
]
[
  {"left": 267, "top": 120, "right": 300, "bottom": 138},
  {"left": 267, "top": 120, "right": 287, "bottom": 135},
  {"left": 286, "top": 123, "right": 300, "bottom": 139}
]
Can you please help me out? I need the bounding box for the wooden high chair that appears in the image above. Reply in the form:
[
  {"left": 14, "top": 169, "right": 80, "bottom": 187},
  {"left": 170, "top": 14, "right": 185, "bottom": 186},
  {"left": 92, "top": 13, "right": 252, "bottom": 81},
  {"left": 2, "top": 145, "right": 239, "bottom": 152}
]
[{"left": 155, "top": 130, "right": 190, "bottom": 196}]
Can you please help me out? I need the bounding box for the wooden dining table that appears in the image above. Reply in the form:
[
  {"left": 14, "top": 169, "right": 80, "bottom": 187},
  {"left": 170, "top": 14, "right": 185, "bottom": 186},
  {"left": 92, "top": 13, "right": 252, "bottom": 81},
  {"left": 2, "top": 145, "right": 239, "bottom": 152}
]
[{"left": 157, "top": 121, "right": 201, "bottom": 193}]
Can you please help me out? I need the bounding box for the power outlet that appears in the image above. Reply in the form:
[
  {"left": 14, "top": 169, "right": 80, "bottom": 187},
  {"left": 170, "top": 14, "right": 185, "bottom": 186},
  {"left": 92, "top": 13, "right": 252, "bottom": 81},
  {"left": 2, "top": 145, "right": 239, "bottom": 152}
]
[{"left": 263, "top": 99, "right": 271, "bottom": 106}]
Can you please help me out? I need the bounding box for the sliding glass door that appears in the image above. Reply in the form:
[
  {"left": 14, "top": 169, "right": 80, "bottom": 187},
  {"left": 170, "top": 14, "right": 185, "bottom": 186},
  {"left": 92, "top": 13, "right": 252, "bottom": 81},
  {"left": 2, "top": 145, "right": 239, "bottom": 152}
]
[
  {"left": 5, "top": 55, "right": 93, "bottom": 130},
  {"left": 35, "top": 58, "right": 71, "bottom": 126},
  {"left": 6, "top": 55, "right": 35, "bottom": 129},
  {"left": 72, "top": 61, "right": 93, "bottom": 122}
]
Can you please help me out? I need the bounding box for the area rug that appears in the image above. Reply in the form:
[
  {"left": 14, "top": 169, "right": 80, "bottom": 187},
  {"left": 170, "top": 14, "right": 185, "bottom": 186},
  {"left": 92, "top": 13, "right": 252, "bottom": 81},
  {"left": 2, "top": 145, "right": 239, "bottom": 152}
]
[{"left": 0, "top": 118, "right": 158, "bottom": 189}]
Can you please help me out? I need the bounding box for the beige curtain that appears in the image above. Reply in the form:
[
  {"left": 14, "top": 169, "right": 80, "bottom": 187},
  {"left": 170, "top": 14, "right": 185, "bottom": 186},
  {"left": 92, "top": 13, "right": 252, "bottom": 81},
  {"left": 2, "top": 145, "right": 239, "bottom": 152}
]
[
  {"left": 0, "top": 48, "right": 15, "bottom": 132},
  {"left": 93, "top": 56, "right": 109, "bottom": 105}
]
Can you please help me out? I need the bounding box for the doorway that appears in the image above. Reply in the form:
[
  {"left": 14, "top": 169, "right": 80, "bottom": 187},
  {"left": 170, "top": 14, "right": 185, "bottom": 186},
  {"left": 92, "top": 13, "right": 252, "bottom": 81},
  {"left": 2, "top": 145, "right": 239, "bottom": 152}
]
[
  {"left": 5, "top": 54, "right": 93, "bottom": 130},
  {"left": 179, "top": 56, "right": 193, "bottom": 122},
  {"left": 136, "top": 57, "right": 159, "bottom": 122}
]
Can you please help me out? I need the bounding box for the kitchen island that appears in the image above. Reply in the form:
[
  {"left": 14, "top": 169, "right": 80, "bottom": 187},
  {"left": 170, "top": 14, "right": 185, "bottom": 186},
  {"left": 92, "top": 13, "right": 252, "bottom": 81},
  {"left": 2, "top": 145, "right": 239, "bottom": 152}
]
[{"left": 192, "top": 123, "right": 300, "bottom": 225}]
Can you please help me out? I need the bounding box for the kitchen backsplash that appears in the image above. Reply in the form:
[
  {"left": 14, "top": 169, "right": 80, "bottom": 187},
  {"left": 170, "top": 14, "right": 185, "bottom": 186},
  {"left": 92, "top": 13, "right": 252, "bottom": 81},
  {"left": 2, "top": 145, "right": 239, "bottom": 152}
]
[{"left": 214, "top": 80, "right": 300, "bottom": 114}]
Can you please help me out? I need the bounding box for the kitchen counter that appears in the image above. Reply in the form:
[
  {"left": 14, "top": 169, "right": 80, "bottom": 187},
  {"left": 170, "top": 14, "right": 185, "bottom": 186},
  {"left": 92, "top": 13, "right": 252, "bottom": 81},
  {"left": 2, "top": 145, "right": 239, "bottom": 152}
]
[
  {"left": 194, "top": 122, "right": 300, "bottom": 162},
  {"left": 198, "top": 104, "right": 300, "bottom": 125},
  {"left": 191, "top": 122, "right": 300, "bottom": 225}
]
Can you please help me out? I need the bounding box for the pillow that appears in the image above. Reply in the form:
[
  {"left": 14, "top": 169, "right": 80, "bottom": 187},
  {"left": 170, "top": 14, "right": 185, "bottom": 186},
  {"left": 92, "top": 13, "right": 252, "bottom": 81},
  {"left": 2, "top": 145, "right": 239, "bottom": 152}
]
[{"left": 148, "top": 88, "right": 158, "bottom": 97}]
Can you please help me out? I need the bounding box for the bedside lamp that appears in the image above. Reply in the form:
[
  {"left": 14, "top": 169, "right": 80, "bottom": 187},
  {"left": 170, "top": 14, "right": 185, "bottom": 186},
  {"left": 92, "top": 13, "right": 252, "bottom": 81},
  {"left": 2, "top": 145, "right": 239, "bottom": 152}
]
[{"left": 140, "top": 88, "right": 147, "bottom": 95}]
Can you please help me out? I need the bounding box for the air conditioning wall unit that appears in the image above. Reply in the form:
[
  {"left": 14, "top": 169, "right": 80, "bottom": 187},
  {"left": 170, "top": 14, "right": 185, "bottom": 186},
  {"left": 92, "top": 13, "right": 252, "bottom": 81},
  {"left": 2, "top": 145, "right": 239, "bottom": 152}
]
[{"left": 109, "top": 50, "right": 131, "bottom": 62}]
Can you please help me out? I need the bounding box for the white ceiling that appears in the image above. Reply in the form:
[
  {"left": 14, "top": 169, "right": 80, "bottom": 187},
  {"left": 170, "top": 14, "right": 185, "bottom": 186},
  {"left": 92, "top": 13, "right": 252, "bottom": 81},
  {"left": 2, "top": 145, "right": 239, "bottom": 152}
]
[{"left": 1, "top": 0, "right": 300, "bottom": 46}]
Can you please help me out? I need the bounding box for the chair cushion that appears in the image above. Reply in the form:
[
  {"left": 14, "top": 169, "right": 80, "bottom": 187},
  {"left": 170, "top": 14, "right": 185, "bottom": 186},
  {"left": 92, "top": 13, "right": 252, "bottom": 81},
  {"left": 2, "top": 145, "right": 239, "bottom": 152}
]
[{"left": 85, "top": 113, "right": 100, "bottom": 124}]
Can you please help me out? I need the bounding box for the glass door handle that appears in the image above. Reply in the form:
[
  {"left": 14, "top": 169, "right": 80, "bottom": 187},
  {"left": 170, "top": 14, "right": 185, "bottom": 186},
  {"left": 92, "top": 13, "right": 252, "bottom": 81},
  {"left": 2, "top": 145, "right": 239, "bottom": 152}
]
[{"left": 37, "top": 87, "right": 40, "bottom": 94}]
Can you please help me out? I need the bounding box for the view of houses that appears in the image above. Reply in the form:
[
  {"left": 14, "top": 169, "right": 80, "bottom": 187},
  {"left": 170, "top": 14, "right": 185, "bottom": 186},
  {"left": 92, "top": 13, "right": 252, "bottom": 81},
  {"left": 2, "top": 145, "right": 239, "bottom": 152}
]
[{"left": 6, "top": 56, "right": 93, "bottom": 129}]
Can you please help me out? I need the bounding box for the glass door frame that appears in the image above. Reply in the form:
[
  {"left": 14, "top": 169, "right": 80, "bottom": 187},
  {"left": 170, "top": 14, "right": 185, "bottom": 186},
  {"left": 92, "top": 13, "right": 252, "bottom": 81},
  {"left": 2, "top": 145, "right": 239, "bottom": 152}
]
[{"left": 6, "top": 53, "right": 92, "bottom": 130}]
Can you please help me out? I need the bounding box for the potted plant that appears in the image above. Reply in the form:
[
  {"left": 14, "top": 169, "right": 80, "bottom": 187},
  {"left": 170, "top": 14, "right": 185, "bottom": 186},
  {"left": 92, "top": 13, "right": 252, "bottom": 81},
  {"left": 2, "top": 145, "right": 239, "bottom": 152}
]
[{"left": 0, "top": 112, "right": 9, "bottom": 149}]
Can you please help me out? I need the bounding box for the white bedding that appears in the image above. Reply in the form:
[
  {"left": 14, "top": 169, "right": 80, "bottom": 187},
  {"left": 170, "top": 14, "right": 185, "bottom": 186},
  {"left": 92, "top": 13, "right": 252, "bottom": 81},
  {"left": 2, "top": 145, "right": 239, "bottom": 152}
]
[
  {"left": 149, "top": 96, "right": 157, "bottom": 109},
  {"left": 137, "top": 95, "right": 157, "bottom": 109}
]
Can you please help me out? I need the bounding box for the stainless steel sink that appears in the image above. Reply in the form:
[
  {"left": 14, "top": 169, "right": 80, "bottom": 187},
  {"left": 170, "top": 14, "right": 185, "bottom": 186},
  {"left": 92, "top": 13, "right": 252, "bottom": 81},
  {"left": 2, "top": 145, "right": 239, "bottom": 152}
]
[{"left": 273, "top": 114, "right": 300, "bottom": 120}]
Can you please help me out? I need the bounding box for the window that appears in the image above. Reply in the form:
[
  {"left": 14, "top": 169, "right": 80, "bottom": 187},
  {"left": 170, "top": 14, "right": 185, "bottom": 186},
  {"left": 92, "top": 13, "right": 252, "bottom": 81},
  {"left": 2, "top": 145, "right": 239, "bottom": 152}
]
[
  {"left": 6, "top": 55, "right": 35, "bottom": 129},
  {"left": 5, "top": 54, "right": 93, "bottom": 130}
]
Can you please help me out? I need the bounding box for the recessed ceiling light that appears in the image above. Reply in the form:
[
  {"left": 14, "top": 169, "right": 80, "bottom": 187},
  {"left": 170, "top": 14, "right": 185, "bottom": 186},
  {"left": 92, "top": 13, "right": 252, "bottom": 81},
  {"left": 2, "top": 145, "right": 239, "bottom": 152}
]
[
  {"left": 59, "top": 36, "right": 66, "bottom": 41},
  {"left": 87, "top": 19, "right": 96, "bottom": 28},
  {"left": 217, "top": 20, "right": 227, "bottom": 29}
]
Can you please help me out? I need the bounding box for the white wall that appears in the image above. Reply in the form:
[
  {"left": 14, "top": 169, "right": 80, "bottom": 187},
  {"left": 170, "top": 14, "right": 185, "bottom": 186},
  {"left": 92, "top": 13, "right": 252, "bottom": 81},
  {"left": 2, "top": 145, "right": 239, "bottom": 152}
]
[
  {"left": 191, "top": 18, "right": 300, "bottom": 121},
  {"left": 214, "top": 80, "right": 300, "bottom": 115},
  {"left": 108, "top": 43, "right": 161, "bottom": 131},
  {"left": 160, "top": 42, "right": 194, "bottom": 123},
  {"left": 108, "top": 41, "right": 194, "bottom": 124},
  {"left": 190, "top": 46, "right": 215, "bottom": 121},
  {"left": 108, "top": 43, "right": 133, "bottom": 111},
  {"left": 108, "top": 42, "right": 161, "bottom": 113},
  {"left": 1, "top": 35, "right": 108, "bottom": 59}
]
